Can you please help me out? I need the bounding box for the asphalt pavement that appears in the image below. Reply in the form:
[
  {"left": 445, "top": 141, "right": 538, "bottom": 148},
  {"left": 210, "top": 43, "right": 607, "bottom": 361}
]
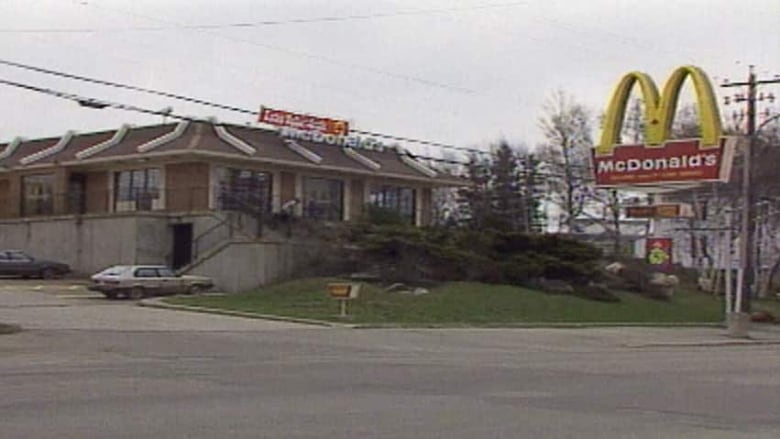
[{"left": 2, "top": 281, "right": 780, "bottom": 438}]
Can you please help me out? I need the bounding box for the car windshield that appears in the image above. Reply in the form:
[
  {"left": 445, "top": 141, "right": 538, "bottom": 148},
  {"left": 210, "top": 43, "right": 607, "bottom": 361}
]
[{"left": 98, "top": 266, "right": 132, "bottom": 276}]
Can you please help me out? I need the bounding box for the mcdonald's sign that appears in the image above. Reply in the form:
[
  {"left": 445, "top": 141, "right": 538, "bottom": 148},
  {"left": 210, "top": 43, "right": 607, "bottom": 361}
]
[
  {"left": 259, "top": 106, "right": 349, "bottom": 136},
  {"left": 593, "top": 65, "right": 736, "bottom": 187}
]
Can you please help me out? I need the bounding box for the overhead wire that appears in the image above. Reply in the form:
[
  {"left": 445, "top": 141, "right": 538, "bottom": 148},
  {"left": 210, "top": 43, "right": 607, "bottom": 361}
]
[
  {"left": 0, "top": 76, "right": 591, "bottom": 180},
  {"left": 0, "top": 59, "right": 257, "bottom": 117},
  {"left": 0, "top": 58, "right": 490, "bottom": 155},
  {"left": 0, "top": 2, "right": 528, "bottom": 33},
  {"left": 0, "top": 77, "right": 192, "bottom": 121},
  {"left": 77, "top": 1, "right": 477, "bottom": 94}
]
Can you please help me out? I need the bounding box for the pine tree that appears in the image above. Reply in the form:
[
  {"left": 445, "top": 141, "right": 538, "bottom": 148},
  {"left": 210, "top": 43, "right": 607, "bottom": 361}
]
[
  {"left": 490, "top": 141, "right": 522, "bottom": 231},
  {"left": 456, "top": 153, "right": 492, "bottom": 229},
  {"left": 456, "top": 143, "right": 545, "bottom": 232}
]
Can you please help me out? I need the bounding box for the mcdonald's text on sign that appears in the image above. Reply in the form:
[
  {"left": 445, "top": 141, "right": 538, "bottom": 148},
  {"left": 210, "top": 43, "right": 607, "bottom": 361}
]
[
  {"left": 593, "top": 138, "right": 735, "bottom": 186},
  {"left": 593, "top": 65, "right": 735, "bottom": 188}
]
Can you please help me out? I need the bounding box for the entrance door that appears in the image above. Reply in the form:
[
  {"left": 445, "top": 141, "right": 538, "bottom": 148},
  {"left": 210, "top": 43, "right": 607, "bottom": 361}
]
[{"left": 171, "top": 223, "right": 193, "bottom": 269}]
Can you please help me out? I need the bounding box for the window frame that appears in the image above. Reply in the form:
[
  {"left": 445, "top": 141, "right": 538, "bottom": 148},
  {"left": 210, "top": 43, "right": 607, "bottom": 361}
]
[
  {"left": 21, "top": 173, "right": 55, "bottom": 217},
  {"left": 7, "top": 251, "right": 33, "bottom": 262},
  {"left": 301, "top": 176, "right": 344, "bottom": 221},
  {"left": 113, "top": 168, "right": 162, "bottom": 212},
  {"left": 369, "top": 184, "right": 416, "bottom": 223},
  {"left": 133, "top": 267, "right": 159, "bottom": 278},
  {"left": 213, "top": 167, "right": 273, "bottom": 213},
  {"left": 156, "top": 267, "right": 176, "bottom": 278}
]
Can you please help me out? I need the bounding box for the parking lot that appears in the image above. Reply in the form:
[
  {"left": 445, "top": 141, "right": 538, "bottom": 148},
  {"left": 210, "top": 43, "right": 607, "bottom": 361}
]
[{"left": 0, "top": 279, "right": 305, "bottom": 331}]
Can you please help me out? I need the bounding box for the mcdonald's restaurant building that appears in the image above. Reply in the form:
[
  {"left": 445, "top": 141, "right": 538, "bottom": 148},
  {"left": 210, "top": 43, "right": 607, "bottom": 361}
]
[{"left": 0, "top": 120, "right": 462, "bottom": 291}]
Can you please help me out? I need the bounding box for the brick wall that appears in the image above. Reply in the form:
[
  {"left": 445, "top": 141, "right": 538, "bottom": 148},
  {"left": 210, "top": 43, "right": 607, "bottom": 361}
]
[
  {"left": 85, "top": 171, "right": 109, "bottom": 214},
  {"left": 0, "top": 177, "right": 10, "bottom": 218},
  {"left": 280, "top": 171, "right": 296, "bottom": 204},
  {"left": 0, "top": 173, "right": 21, "bottom": 218},
  {"left": 52, "top": 168, "right": 69, "bottom": 215},
  {"left": 165, "top": 162, "right": 210, "bottom": 212},
  {"left": 350, "top": 178, "right": 365, "bottom": 221},
  {"left": 420, "top": 187, "right": 432, "bottom": 226}
]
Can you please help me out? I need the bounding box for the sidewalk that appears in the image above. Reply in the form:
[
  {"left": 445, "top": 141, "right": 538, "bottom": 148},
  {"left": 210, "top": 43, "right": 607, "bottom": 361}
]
[{"left": 616, "top": 324, "right": 780, "bottom": 348}]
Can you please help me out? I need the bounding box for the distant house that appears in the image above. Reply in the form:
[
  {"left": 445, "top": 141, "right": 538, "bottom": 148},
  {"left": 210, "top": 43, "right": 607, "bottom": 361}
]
[{"left": 0, "top": 120, "right": 463, "bottom": 291}]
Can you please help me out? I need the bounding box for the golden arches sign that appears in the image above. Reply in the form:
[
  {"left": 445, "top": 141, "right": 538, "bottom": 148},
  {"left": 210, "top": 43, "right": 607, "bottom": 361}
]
[{"left": 596, "top": 65, "right": 722, "bottom": 156}]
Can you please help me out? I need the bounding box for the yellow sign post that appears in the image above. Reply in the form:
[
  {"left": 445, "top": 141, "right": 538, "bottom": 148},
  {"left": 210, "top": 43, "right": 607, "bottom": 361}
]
[{"left": 327, "top": 283, "right": 360, "bottom": 317}]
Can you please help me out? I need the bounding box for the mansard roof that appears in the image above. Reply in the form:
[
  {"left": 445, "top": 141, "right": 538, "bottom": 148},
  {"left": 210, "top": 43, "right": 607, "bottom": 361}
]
[{"left": 0, "top": 120, "right": 464, "bottom": 186}]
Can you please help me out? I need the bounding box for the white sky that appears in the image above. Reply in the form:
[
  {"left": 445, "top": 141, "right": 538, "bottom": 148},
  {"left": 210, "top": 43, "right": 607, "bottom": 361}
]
[{"left": 0, "top": 0, "right": 778, "bottom": 157}]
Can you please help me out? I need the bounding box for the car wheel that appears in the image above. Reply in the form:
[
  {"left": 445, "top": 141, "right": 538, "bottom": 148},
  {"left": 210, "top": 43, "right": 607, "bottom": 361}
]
[
  {"left": 188, "top": 284, "right": 205, "bottom": 295},
  {"left": 40, "top": 268, "right": 56, "bottom": 279},
  {"left": 104, "top": 292, "right": 118, "bottom": 300},
  {"left": 128, "top": 287, "right": 145, "bottom": 301}
]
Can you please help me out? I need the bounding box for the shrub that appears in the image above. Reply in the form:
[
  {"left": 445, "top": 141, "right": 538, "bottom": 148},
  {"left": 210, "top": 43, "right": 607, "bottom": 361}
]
[
  {"left": 501, "top": 254, "right": 544, "bottom": 284},
  {"left": 364, "top": 204, "right": 409, "bottom": 226},
  {"left": 344, "top": 224, "right": 606, "bottom": 294}
]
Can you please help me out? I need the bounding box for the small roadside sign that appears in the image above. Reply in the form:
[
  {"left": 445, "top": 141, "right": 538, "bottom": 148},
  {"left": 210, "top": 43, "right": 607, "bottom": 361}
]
[{"left": 327, "top": 283, "right": 361, "bottom": 317}]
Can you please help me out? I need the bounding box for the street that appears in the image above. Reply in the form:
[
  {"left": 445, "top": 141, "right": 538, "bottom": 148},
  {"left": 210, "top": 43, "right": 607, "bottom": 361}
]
[{"left": 2, "top": 281, "right": 780, "bottom": 438}]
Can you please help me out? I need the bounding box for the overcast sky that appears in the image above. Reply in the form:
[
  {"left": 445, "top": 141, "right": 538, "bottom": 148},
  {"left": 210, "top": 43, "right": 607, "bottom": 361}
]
[{"left": 0, "top": 0, "right": 778, "bottom": 157}]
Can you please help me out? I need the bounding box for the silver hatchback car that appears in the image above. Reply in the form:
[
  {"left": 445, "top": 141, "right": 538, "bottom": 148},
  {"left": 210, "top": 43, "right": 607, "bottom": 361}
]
[{"left": 89, "top": 265, "right": 214, "bottom": 300}]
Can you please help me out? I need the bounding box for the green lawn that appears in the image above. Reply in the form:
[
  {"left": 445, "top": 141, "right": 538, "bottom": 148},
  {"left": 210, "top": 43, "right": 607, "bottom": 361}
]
[{"left": 165, "top": 278, "right": 780, "bottom": 326}]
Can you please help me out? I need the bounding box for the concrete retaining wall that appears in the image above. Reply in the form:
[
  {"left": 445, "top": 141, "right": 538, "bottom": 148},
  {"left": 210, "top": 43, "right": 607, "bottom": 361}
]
[
  {"left": 0, "top": 212, "right": 230, "bottom": 275},
  {"left": 0, "top": 215, "right": 141, "bottom": 274},
  {"left": 185, "top": 240, "right": 313, "bottom": 293},
  {"left": 0, "top": 212, "right": 313, "bottom": 292}
]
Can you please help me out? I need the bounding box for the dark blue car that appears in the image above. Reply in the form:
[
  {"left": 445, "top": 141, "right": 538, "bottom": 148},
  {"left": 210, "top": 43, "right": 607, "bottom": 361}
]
[{"left": 0, "top": 250, "right": 71, "bottom": 279}]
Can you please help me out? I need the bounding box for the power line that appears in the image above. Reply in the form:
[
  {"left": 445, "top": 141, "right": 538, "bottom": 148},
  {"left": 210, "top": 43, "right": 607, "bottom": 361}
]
[
  {"left": 0, "top": 59, "right": 256, "bottom": 116},
  {"left": 0, "top": 75, "right": 487, "bottom": 172},
  {"left": 79, "top": 1, "right": 476, "bottom": 94},
  {"left": 0, "top": 2, "right": 528, "bottom": 33},
  {"left": 0, "top": 58, "right": 490, "bottom": 155},
  {"left": 0, "top": 76, "right": 640, "bottom": 184},
  {"left": 0, "top": 77, "right": 194, "bottom": 121}
]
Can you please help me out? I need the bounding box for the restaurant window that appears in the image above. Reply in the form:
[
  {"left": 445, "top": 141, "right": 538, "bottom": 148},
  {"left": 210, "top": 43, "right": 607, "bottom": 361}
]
[
  {"left": 302, "top": 177, "right": 343, "bottom": 221},
  {"left": 22, "top": 174, "right": 54, "bottom": 216},
  {"left": 114, "top": 168, "right": 161, "bottom": 212},
  {"left": 369, "top": 185, "right": 416, "bottom": 223},
  {"left": 214, "top": 167, "right": 272, "bottom": 214}
]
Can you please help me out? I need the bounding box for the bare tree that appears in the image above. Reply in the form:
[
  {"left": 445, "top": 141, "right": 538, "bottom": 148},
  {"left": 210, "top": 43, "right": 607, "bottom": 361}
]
[{"left": 538, "top": 90, "right": 594, "bottom": 233}]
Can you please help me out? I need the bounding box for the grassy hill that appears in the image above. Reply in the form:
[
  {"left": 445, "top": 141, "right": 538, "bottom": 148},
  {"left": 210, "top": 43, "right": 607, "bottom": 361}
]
[{"left": 165, "top": 278, "right": 779, "bottom": 326}]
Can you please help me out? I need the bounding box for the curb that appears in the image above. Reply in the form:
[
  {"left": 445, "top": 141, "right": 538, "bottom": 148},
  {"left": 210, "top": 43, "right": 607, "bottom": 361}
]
[
  {"left": 351, "top": 322, "right": 726, "bottom": 329},
  {"left": 136, "top": 298, "right": 780, "bottom": 342},
  {"left": 625, "top": 339, "right": 780, "bottom": 348},
  {"left": 139, "top": 297, "right": 353, "bottom": 328}
]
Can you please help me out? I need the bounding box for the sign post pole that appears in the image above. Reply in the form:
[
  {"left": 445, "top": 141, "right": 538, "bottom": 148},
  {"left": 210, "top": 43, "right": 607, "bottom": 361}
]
[
  {"left": 327, "top": 282, "right": 360, "bottom": 319},
  {"left": 725, "top": 209, "right": 733, "bottom": 317},
  {"left": 340, "top": 299, "right": 347, "bottom": 318}
]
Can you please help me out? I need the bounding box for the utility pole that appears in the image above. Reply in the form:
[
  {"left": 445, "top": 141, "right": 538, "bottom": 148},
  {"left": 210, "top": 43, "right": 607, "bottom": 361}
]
[{"left": 721, "top": 66, "right": 780, "bottom": 316}]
